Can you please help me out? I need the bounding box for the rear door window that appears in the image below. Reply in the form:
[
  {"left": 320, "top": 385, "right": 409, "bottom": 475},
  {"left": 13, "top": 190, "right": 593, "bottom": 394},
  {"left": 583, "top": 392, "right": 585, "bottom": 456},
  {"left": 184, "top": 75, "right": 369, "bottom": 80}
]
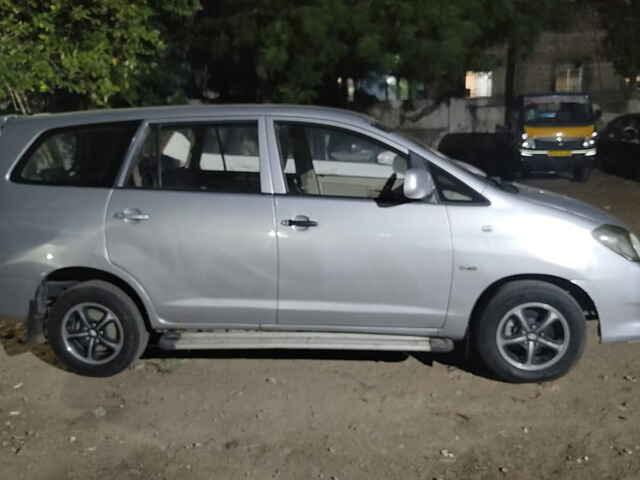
[
  {"left": 12, "top": 122, "right": 139, "bottom": 187},
  {"left": 125, "top": 122, "right": 261, "bottom": 194}
]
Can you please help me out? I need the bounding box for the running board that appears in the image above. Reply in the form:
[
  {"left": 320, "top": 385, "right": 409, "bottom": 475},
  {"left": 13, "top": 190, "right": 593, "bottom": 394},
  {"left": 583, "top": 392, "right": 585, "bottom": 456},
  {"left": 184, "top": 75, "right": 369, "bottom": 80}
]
[{"left": 157, "top": 331, "right": 454, "bottom": 353}]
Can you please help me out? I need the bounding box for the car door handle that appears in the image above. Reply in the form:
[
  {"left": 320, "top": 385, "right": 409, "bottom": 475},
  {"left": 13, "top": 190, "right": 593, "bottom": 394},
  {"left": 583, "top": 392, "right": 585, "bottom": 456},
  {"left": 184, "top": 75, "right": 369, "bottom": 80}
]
[
  {"left": 114, "top": 209, "right": 150, "bottom": 222},
  {"left": 281, "top": 216, "right": 318, "bottom": 228}
]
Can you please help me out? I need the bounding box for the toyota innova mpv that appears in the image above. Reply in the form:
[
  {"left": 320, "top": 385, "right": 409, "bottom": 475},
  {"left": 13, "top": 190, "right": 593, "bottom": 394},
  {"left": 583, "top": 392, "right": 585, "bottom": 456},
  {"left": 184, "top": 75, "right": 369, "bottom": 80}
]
[{"left": 1, "top": 105, "right": 639, "bottom": 382}]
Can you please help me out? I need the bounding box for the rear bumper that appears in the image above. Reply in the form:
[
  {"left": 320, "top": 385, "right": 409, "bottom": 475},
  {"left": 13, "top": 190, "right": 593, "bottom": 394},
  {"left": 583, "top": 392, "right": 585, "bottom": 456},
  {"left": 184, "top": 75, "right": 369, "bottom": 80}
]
[{"left": 520, "top": 149, "right": 596, "bottom": 173}]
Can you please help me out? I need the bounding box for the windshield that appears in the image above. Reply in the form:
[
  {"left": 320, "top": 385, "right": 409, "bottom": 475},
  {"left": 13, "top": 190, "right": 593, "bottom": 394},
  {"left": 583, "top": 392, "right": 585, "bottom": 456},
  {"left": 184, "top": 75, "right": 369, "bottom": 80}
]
[{"left": 523, "top": 95, "right": 593, "bottom": 126}]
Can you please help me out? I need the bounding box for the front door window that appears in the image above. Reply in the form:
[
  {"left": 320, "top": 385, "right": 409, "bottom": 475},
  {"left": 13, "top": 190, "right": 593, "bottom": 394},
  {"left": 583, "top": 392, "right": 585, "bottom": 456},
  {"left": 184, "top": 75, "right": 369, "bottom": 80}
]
[{"left": 275, "top": 122, "right": 407, "bottom": 200}]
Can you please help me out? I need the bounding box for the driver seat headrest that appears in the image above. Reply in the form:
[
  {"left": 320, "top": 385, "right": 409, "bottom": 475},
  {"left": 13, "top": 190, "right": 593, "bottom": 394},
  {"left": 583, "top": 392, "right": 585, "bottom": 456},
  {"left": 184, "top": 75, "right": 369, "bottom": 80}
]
[{"left": 392, "top": 156, "right": 408, "bottom": 175}]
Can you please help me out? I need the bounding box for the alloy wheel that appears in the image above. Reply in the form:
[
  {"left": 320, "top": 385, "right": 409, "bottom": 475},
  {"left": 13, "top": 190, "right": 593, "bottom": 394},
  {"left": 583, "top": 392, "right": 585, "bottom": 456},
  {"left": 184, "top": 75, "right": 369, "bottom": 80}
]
[{"left": 496, "top": 302, "right": 570, "bottom": 371}]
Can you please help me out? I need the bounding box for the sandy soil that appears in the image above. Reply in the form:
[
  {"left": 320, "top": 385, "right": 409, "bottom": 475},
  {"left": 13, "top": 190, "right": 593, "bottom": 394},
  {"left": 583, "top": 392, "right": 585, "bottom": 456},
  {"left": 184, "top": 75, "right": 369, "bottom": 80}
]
[{"left": 2, "top": 170, "right": 640, "bottom": 480}]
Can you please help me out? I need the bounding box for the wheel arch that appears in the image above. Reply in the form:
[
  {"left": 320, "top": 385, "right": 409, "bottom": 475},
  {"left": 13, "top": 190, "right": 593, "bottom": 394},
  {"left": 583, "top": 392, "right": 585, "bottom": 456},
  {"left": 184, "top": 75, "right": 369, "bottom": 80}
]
[
  {"left": 468, "top": 274, "right": 599, "bottom": 335},
  {"left": 39, "top": 267, "right": 155, "bottom": 333}
]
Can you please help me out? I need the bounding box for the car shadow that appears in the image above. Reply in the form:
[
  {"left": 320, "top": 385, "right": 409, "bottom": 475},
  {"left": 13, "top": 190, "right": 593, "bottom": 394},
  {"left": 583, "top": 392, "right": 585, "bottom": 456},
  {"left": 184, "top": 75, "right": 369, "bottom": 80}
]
[
  {"left": 522, "top": 171, "right": 574, "bottom": 182},
  {"left": 142, "top": 346, "right": 410, "bottom": 363},
  {"left": 1, "top": 317, "right": 496, "bottom": 380},
  {"left": 411, "top": 341, "right": 496, "bottom": 380},
  {"left": 143, "top": 341, "right": 498, "bottom": 380}
]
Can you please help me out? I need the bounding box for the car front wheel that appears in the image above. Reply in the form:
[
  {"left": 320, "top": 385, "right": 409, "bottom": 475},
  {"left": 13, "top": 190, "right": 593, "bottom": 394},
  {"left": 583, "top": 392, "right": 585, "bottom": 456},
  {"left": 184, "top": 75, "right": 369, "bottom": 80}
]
[
  {"left": 48, "top": 280, "right": 149, "bottom": 377},
  {"left": 473, "top": 280, "right": 586, "bottom": 383}
]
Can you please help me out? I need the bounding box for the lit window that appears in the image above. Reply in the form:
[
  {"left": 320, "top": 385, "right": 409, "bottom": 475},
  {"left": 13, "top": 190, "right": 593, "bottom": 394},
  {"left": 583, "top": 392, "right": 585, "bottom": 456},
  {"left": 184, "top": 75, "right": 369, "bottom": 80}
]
[
  {"left": 624, "top": 75, "right": 640, "bottom": 87},
  {"left": 555, "top": 64, "right": 583, "bottom": 93},
  {"left": 465, "top": 71, "right": 493, "bottom": 98},
  {"left": 347, "top": 78, "right": 355, "bottom": 103}
]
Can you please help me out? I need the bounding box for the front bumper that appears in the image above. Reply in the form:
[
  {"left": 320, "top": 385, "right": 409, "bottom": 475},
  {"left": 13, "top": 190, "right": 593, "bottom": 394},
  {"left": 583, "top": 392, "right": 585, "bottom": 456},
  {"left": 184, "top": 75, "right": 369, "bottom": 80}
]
[
  {"left": 520, "top": 148, "right": 596, "bottom": 173},
  {"left": 580, "top": 255, "right": 640, "bottom": 344}
]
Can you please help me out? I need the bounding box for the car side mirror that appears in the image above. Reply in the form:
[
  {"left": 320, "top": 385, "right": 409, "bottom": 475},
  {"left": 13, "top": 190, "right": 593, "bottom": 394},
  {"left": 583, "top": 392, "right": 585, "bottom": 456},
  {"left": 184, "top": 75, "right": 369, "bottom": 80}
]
[
  {"left": 403, "top": 168, "right": 436, "bottom": 200},
  {"left": 594, "top": 109, "right": 602, "bottom": 121}
]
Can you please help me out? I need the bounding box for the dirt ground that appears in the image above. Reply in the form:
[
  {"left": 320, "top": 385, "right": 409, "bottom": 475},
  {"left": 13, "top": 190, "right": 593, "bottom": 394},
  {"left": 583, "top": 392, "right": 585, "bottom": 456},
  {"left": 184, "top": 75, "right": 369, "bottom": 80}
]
[{"left": 2, "top": 170, "right": 640, "bottom": 480}]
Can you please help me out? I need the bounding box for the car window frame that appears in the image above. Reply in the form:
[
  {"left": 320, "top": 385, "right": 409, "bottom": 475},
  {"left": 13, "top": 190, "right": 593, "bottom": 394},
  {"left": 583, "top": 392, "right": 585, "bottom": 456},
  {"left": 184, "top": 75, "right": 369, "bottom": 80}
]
[
  {"left": 116, "top": 116, "right": 274, "bottom": 194},
  {"left": 426, "top": 160, "right": 490, "bottom": 206},
  {"left": 9, "top": 120, "right": 141, "bottom": 189},
  {"left": 266, "top": 116, "right": 412, "bottom": 201}
]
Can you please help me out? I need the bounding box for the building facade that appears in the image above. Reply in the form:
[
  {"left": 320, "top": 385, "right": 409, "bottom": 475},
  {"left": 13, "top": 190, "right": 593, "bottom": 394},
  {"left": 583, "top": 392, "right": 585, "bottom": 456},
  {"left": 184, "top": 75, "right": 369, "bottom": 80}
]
[{"left": 373, "top": 10, "right": 639, "bottom": 146}]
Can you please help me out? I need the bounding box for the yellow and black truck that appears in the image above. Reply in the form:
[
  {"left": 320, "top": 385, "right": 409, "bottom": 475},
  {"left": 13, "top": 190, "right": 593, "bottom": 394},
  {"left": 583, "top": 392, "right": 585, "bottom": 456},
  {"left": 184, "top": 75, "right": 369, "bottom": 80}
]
[{"left": 515, "top": 93, "right": 599, "bottom": 182}]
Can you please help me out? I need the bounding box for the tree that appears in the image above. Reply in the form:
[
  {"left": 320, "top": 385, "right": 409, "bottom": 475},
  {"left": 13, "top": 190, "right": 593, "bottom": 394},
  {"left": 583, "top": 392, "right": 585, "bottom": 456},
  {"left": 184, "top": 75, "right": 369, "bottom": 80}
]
[
  {"left": 190, "top": 0, "right": 582, "bottom": 110},
  {"left": 0, "top": 0, "right": 200, "bottom": 113},
  {"left": 473, "top": 0, "right": 578, "bottom": 127},
  {"left": 192, "top": 0, "right": 501, "bottom": 105},
  {"left": 594, "top": 0, "right": 640, "bottom": 96}
]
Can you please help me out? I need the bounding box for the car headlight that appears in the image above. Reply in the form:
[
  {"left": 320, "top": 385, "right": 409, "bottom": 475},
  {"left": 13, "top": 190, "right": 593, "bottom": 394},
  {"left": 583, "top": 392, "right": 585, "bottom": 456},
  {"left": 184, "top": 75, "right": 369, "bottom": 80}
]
[
  {"left": 593, "top": 225, "right": 640, "bottom": 262},
  {"left": 582, "top": 137, "right": 596, "bottom": 148},
  {"left": 521, "top": 139, "right": 534, "bottom": 149}
]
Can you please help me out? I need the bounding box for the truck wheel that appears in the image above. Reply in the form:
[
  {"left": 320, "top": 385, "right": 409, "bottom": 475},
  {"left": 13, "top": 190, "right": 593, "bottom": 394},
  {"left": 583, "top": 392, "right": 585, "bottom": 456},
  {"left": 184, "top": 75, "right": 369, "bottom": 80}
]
[
  {"left": 473, "top": 281, "right": 586, "bottom": 383},
  {"left": 47, "top": 280, "right": 149, "bottom": 377},
  {"left": 573, "top": 166, "right": 592, "bottom": 182}
]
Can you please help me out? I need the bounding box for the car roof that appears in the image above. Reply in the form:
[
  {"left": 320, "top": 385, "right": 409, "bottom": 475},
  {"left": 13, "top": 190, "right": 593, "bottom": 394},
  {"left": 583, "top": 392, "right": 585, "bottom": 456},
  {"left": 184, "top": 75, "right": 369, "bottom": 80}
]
[
  {"left": 608, "top": 113, "right": 640, "bottom": 122},
  {"left": 4, "top": 104, "right": 376, "bottom": 131}
]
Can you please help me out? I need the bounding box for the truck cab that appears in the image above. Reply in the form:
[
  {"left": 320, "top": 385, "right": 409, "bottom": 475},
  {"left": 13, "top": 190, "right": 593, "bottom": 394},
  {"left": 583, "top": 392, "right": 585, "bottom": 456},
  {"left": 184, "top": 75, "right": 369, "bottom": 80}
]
[{"left": 514, "top": 93, "right": 599, "bottom": 182}]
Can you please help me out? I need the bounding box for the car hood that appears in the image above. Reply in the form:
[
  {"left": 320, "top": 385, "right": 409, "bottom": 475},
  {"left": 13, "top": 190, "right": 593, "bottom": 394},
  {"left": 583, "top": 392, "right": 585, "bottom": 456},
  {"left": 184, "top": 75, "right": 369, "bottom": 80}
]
[
  {"left": 514, "top": 183, "right": 622, "bottom": 227},
  {"left": 450, "top": 159, "right": 623, "bottom": 227}
]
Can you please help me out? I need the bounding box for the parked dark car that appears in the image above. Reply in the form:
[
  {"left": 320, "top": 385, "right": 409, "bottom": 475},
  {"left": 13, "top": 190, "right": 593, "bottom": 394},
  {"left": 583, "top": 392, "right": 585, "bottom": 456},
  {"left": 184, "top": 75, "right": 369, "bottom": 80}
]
[
  {"left": 598, "top": 114, "right": 640, "bottom": 179},
  {"left": 437, "top": 132, "right": 516, "bottom": 179}
]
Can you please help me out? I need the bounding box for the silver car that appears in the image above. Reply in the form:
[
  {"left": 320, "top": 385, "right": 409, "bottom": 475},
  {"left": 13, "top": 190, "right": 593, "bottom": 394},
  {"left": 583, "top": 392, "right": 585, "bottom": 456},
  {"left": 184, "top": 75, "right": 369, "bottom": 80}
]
[{"left": 1, "top": 105, "right": 638, "bottom": 382}]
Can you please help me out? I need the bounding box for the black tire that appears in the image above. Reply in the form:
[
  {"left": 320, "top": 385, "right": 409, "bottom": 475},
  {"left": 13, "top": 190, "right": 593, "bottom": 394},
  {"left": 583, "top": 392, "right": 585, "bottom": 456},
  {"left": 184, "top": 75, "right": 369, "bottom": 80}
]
[
  {"left": 632, "top": 161, "right": 640, "bottom": 182},
  {"left": 573, "top": 165, "right": 592, "bottom": 182},
  {"left": 510, "top": 164, "right": 524, "bottom": 181},
  {"left": 600, "top": 155, "right": 615, "bottom": 175},
  {"left": 517, "top": 161, "right": 529, "bottom": 180},
  {"left": 48, "top": 280, "right": 149, "bottom": 377},
  {"left": 473, "top": 280, "right": 586, "bottom": 383}
]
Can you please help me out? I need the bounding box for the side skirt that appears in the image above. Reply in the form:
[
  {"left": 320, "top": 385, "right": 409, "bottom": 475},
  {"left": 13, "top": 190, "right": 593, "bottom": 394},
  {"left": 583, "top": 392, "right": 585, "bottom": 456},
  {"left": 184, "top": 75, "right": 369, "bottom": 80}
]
[{"left": 157, "top": 330, "right": 454, "bottom": 353}]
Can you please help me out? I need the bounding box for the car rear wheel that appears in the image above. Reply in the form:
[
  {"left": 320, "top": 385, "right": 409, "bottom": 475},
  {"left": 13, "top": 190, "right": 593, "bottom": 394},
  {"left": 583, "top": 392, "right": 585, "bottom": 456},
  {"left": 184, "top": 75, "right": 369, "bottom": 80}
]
[
  {"left": 48, "top": 280, "right": 149, "bottom": 377},
  {"left": 473, "top": 280, "right": 586, "bottom": 383},
  {"left": 600, "top": 154, "right": 615, "bottom": 175}
]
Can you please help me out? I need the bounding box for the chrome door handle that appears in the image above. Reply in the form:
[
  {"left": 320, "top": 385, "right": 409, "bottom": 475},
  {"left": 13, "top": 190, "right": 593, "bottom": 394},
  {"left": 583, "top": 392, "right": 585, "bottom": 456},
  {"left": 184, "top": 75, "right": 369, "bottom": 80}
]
[{"left": 114, "top": 209, "right": 150, "bottom": 222}]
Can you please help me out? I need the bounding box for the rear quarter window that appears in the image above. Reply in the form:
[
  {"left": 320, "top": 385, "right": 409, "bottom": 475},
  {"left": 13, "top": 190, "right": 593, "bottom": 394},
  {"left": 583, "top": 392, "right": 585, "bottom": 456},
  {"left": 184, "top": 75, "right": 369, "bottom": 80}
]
[{"left": 11, "top": 121, "right": 139, "bottom": 187}]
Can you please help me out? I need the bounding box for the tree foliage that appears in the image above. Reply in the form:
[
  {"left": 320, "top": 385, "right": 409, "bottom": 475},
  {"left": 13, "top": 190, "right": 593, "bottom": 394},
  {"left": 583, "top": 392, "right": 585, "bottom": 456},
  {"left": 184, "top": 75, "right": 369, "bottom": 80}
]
[
  {"left": 192, "top": 0, "right": 498, "bottom": 104},
  {"left": 191, "top": 0, "right": 581, "bottom": 106},
  {"left": 595, "top": 0, "right": 640, "bottom": 94},
  {"left": 0, "top": 0, "right": 200, "bottom": 112},
  {"left": 0, "top": 0, "right": 622, "bottom": 112}
]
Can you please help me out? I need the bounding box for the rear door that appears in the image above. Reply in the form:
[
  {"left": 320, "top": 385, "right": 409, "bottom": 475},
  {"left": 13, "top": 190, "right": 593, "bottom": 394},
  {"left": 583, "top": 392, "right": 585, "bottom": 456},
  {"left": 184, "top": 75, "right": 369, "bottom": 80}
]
[{"left": 105, "top": 118, "right": 277, "bottom": 328}]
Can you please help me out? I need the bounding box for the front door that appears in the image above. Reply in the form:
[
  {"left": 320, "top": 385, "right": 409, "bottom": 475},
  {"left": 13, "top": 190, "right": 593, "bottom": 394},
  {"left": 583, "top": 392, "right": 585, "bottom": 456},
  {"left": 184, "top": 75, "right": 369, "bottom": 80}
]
[
  {"left": 106, "top": 119, "right": 277, "bottom": 328},
  {"left": 270, "top": 120, "right": 453, "bottom": 331}
]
